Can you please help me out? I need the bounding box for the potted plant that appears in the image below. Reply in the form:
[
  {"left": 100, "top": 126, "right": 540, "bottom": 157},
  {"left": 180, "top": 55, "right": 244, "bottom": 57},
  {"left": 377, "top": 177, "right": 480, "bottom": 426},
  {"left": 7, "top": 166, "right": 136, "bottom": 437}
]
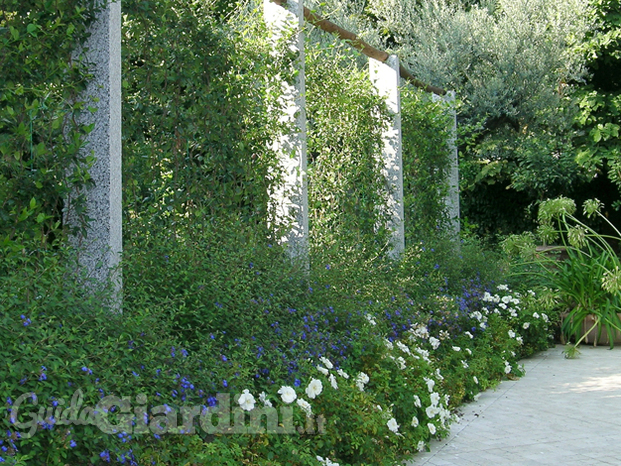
[{"left": 504, "top": 197, "right": 621, "bottom": 357}]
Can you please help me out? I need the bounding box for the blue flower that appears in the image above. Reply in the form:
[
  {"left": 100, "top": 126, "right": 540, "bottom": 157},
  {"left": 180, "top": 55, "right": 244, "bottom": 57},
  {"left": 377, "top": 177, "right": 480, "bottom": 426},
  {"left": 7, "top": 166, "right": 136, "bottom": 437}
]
[{"left": 70, "top": 440, "right": 77, "bottom": 448}]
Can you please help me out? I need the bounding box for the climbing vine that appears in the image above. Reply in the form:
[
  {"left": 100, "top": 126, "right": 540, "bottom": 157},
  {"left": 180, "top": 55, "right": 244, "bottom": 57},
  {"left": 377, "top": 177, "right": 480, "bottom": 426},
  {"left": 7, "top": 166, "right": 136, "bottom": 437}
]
[{"left": 0, "top": 0, "right": 99, "bottom": 258}]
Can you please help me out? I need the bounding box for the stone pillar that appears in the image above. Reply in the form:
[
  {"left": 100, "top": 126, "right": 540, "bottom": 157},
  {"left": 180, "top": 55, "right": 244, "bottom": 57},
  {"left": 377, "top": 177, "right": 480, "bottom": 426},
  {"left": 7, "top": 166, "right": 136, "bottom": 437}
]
[
  {"left": 433, "top": 90, "right": 460, "bottom": 237},
  {"left": 65, "top": 0, "right": 122, "bottom": 305},
  {"left": 369, "top": 55, "right": 405, "bottom": 259},
  {"left": 264, "top": 0, "right": 308, "bottom": 262}
]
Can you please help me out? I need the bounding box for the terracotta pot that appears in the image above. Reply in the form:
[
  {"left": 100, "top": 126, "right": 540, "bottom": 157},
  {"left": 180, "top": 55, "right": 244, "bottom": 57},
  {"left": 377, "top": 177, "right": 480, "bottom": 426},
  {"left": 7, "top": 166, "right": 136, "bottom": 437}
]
[{"left": 581, "top": 314, "right": 621, "bottom": 346}]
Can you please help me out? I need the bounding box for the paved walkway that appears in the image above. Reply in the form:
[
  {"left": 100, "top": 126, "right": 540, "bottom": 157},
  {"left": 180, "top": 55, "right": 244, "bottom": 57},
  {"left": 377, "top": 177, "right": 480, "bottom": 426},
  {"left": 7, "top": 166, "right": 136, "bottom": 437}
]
[{"left": 406, "top": 345, "right": 621, "bottom": 466}]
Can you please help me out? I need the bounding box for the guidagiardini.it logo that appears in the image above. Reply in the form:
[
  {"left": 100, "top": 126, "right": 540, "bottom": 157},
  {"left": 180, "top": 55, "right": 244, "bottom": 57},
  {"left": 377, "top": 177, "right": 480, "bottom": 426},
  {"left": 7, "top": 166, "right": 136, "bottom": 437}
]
[{"left": 8, "top": 390, "right": 326, "bottom": 438}]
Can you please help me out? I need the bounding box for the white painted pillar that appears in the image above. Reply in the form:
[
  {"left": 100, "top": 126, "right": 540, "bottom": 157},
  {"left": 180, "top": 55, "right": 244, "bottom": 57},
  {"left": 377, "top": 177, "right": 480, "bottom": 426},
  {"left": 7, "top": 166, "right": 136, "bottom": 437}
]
[
  {"left": 65, "top": 0, "right": 122, "bottom": 304},
  {"left": 264, "top": 0, "right": 308, "bottom": 262},
  {"left": 369, "top": 55, "right": 405, "bottom": 259},
  {"left": 433, "top": 90, "right": 460, "bottom": 237}
]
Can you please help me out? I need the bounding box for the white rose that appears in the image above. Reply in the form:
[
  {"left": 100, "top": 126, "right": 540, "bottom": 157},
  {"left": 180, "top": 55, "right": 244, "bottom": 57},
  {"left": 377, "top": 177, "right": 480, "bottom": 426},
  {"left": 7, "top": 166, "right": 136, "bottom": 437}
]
[
  {"left": 305, "top": 378, "right": 323, "bottom": 399},
  {"left": 277, "top": 386, "right": 297, "bottom": 404}
]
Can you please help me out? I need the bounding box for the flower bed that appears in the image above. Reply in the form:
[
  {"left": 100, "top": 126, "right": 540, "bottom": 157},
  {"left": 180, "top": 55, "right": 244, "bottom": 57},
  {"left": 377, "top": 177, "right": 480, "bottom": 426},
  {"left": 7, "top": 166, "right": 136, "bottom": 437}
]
[{"left": 0, "top": 230, "right": 556, "bottom": 465}]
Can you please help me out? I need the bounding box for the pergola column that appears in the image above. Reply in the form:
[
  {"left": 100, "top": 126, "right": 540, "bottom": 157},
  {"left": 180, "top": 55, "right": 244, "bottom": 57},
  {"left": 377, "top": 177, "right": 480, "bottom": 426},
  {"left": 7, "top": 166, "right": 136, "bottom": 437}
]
[
  {"left": 65, "top": 0, "right": 122, "bottom": 305},
  {"left": 264, "top": 0, "right": 309, "bottom": 262},
  {"left": 370, "top": 55, "right": 405, "bottom": 259}
]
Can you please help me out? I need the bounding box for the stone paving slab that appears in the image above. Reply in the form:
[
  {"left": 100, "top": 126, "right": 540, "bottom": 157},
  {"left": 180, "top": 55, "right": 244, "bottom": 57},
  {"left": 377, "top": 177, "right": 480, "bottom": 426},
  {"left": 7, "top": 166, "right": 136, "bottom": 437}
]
[{"left": 406, "top": 345, "right": 621, "bottom": 466}]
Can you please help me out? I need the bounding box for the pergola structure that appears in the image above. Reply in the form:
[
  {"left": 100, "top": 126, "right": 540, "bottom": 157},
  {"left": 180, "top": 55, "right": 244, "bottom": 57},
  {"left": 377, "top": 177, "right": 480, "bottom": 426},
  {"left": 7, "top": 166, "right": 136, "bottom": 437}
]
[
  {"left": 264, "top": 0, "right": 459, "bottom": 261},
  {"left": 67, "top": 0, "right": 459, "bottom": 301}
]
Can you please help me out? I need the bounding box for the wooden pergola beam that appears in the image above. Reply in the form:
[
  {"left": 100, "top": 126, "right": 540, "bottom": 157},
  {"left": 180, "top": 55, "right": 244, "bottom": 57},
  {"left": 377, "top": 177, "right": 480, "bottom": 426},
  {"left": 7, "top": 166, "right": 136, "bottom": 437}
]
[{"left": 270, "top": 0, "right": 447, "bottom": 95}]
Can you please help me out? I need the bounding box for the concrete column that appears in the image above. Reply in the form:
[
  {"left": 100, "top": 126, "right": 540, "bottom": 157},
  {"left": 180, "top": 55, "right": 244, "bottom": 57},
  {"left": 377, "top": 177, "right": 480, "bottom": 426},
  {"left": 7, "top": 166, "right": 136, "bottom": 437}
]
[
  {"left": 264, "top": 0, "right": 308, "bottom": 262},
  {"left": 369, "top": 55, "right": 405, "bottom": 259},
  {"left": 65, "top": 0, "right": 122, "bottom": 305},
  {"left": 433, "top": 90, "right": 460, "bottom": 237}
]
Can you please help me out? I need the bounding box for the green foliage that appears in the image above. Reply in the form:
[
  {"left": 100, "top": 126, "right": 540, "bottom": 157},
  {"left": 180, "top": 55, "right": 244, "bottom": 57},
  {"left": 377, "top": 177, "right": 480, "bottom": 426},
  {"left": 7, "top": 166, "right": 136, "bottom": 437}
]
[
  {"left": 122, "top": 0, "right": 284, "bottom": 228},
  {"left": 1, "top": 225, "right": 551, "bottom": 465},
  {"left": 305, "top": 41, "right": 391, "bottom": 256},
  {"left": 0, "top": 1, "right": 554, "bottom": 464},
  {"left": 370, "top": 0, "right": 590, "bottom": 127},
  {"left": 359, "top": 0, "right": 596, "bottom": 237},
  {"left": 0, "top": 246, "right": 206, "bottom": 465},
  {"left": 124, "top": 216, "right": 310, "bottom": 348},
  {"left": 0, "top": 0, "right": 98, "bottom": 251},
  {"left": 573, "top": 0, "right": 621, "bottom": 206},
  {"left": 401, "top": 88, "right": 453, "bottom": 237},
  {"left": 506, "top": 196, "right": 621, "bottom": 354}
]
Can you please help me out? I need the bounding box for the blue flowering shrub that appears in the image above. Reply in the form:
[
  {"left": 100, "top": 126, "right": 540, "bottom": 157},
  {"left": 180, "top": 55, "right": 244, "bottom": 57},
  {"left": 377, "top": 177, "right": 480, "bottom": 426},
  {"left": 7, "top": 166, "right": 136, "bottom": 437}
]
[{"left": 0, "top": 215, "right": 557, "bottom": 466}]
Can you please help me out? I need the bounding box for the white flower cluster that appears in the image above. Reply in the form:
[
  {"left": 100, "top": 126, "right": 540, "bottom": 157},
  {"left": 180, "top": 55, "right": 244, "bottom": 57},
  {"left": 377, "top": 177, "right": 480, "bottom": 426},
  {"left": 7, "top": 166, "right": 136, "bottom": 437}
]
[
  {"left": 306, "top": 379, "right": 323, "bottom": 399},
  {"left": 409, "top": 323, "right": 430, "bottom": 340},
  {"left": 482, "top": 285, "right": 550, "bottom": 349},
  {"left": 316, "top": 356, "right": 352, "bottom": 390},
  {"left": 387, "top": 417, "right": 399, "bottom": 433},
  {"left": 424, "top": 388, "right": 451, "bottom": 429},
  {"left": 355, "top": 372, "right": 370, "bottom": 391},
  {"left": 259, "top": 391, "right": 272, "bottom": 407},
  {"left": 482, "top": 286, "right": 521, "bottom": 319},
  {"left": 470, "top": 309, "right": 488, "bottom": 329},
  {"left": 365, "top": 314, "right": 377, "bottom": 326},
  {"left": 414, "top": 347, "right": 431, "bottom": 363},
  {"left": 316, "top": 455, "right": 340, "bottom": 466},
  {"left": 297, "top": 398, "right": 312, "bottom": 417},
  {"left": 396, "top": 341, "right": 411, "bottom": 355},
  {"left": 244, "top": 378, "right": 323, "bottom": 418},
  {"left": 238, "top": 389, "right": 255, "bottom": 411}
]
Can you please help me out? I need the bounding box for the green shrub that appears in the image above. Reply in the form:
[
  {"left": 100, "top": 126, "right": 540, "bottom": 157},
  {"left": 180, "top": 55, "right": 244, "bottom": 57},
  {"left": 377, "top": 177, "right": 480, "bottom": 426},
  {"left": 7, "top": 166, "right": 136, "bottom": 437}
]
[{"left": 0, "top": 0, "right": 99, "bottom": 249}]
